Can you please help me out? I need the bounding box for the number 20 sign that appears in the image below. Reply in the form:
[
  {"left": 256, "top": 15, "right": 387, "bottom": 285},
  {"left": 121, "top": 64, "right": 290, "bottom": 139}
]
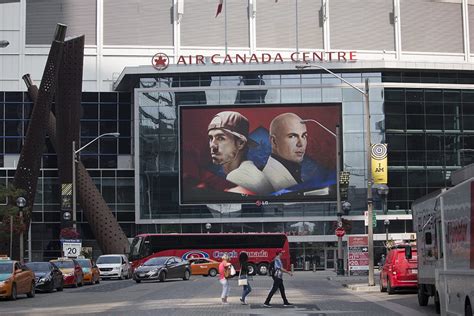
[{"left": 61, "top": 240, "right": 82, "bottom": 258}]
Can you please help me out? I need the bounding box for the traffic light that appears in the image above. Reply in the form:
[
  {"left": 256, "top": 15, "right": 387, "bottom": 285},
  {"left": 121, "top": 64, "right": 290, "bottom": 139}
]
[{"left": 339, "top": 171, "right": 350, "bottom": 200}]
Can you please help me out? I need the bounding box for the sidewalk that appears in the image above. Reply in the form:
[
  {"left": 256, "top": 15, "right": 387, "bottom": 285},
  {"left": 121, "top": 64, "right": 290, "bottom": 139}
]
[{"left": 324, "top": 269, "right": 381, "bottom": 292}]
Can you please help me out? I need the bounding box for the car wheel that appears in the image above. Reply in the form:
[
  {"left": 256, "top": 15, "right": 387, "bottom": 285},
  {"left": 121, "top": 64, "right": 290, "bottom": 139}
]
[
  {"left": 380, "top": 277, "right": 387, "bottom": 292},
  {"left": 159, "top": 271, "right": 166, "bottom": 282},
  {"left": 57, "top": 279, "right": 64, "bottom": 291},
  {"left": 208, "top": 268, "right": 217, "bottom": 277},
  {"left": 247, "top": 263, "right": 256, "bottom": 276},
  {"left": 10, "top": 283, "right": 17, "bottom": 300},
  {"left": 465, "top": 300, "right": 472, "bottom": 316},
  {"left": 387, "top": 278, "right": 394, "bottom": 295},
  {"left": 257, "top": 263, "right": 268, "bottom": 275},
  {"left": 135, "top": 279, "right": 141, "bottom": 283},
  {"left": 27, "top": 281, "right": 35, "bottom": 298},
  {"left": 183, "top": 269, "right": 191, "bottom": 281},
  {"left": 417, "top": 285, "right": 429, "bottom": 306}
]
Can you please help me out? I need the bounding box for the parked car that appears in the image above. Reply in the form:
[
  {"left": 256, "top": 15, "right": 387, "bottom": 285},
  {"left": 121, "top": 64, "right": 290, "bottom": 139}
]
[
  {"left": 96, "top": 254, "right": 131, "bottom": 280},
  {"left": 50, "top": 258, "right": 84, "bottom": 288},
  {"left": 188, "top": 258, "right": 219, "bottom": 277},
  {"left": 380, "top": 245, "right": 418, "bottom": 294},
  {"left": 76, "top": 258, "right": 100, "bottom": 285},
  {"left": 0, "top": 257, "right": 36, "bottom": 300},
  {"left": 25, "top": 261, "right": 64, "bottom": 292},
  {"left": 133, "top": 256, "right": 191, "bottom": 283}
]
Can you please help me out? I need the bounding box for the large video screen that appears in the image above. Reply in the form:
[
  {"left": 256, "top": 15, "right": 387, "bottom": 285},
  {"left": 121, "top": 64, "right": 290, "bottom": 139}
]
[{"left": 179, "top": 104, "right": 341, "bottom": 205}]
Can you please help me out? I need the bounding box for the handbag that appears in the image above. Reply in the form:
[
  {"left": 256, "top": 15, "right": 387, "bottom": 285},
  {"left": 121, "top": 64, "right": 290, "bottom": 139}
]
[
  {"left": 238, "top": 270, "right": 248, "bottom": 286},
  {"left": 230, "top": 265, "right": 236, "bottom": 276}
]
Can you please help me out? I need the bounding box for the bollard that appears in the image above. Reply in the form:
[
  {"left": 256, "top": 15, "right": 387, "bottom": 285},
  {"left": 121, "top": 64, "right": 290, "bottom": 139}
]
[
  {"left": 313, "top": 263, "right": 316, "bottom": 272},
  {"left": 291, "top": 264, "right": 294, "bottom": 273},
  {"left": 304, "top": 261, "right": 310, "bottom": 271}
]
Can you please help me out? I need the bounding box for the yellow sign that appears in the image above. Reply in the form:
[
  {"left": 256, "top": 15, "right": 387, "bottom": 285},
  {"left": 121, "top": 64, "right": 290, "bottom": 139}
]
[{"left": 371, "top": 143, "right": 388, "bottom": 184}]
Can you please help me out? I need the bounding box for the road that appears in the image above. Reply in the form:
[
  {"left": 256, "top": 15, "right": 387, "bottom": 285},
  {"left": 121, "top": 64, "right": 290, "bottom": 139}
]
[{"left": 0, "top": 271, "right": 438, "bottom": 315}]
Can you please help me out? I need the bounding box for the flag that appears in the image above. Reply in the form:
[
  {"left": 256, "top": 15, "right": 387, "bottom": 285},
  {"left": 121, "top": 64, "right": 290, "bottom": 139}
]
[{"left": 216, "top": 0, "right": 223, "bottom": 17}]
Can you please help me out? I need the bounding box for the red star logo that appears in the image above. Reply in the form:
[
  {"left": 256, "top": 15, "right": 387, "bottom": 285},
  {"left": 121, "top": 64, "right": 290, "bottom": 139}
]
[{"left": 151, "top": 53, "right": 169, "bottom": 70}]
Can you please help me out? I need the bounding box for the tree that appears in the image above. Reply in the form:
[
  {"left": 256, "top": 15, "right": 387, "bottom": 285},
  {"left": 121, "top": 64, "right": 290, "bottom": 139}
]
[{"left": 0, "top": 185, "right": 28, "bottom": 243}]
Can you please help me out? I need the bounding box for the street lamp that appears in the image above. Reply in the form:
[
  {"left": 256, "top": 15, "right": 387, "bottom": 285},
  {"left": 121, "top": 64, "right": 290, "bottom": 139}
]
[
  {"left": 296, "top": 63, "right": 375, "bottom": 286},
  {"left": 0, "top": 40, "right": 9, "bottom": 48},
  {"left": 16, "top": 197, "right": 26, "bottom": 263},
  {"left": 384, "top": 219, "right": 390, "bottom": 247},
  {"left": 72, "top": 132, "right": 120, "bottom": 230},
  {"left": 376, "top": 184, "right": 389, "bottom": 214}
]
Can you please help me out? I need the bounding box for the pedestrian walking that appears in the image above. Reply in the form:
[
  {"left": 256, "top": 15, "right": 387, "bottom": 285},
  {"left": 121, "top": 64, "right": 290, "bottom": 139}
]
[
  {"left": 263, "top": 251, "right": 294, "bottom": 308},
  {"left": 238, "top": 252, "right": 252, "bottom": 305},
  {"left": 218, "top": 254, "right": 232, "bottom": 304}
]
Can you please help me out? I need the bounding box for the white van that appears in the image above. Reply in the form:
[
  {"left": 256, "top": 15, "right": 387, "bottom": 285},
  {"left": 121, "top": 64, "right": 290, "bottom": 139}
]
[{"left": 96, "top": 254, "right": 131, "bottom": 280}]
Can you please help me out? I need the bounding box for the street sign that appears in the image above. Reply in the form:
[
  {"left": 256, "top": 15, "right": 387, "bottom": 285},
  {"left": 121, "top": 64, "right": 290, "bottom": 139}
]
[
  {"left": 364, "top": 211, "right": 377, "bottom": 227},
  {"left": 61, "top": 239, "right": 82, "bottom": 258},
  {"left": 335, "top": 227, "right": 345, "bottom": 237},
  {"left": 348, "top": 236, "right": 369, "bottom": 276}
]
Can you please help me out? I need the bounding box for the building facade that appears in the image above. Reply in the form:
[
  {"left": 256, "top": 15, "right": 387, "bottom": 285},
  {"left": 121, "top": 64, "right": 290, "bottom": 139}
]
[{"left": 1, "top": 0, "right": 473, "bottom": 270}]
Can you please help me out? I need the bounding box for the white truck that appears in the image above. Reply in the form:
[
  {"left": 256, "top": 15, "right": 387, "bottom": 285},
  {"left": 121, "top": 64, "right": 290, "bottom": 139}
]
[{"left": 412, "top": 170, "right": 474, "bottom": 316}]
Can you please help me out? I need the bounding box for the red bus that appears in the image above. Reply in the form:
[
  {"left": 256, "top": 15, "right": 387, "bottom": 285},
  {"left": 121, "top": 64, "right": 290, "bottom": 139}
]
[{"left": 128, "top": 233, "right": 290, "bottom": 275}]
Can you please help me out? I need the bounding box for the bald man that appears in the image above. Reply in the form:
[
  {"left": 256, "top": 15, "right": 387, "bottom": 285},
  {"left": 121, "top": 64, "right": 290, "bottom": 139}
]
[{"left": 263, "top": 113, "right": 308, "bottom": 192}]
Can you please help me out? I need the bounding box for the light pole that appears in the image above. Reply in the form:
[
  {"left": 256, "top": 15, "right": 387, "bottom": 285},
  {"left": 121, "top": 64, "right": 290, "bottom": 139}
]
[
  {"left": 16, "top": 197, "right": 26, "bottom": 263},
  {"left": 72, "top": 132, "right": 120, "bottom": 230},
  {"left": 376, "top": 184, "right": 389, "bottom": 214},
  {"left": 296, "top": 64, "right": 375, "bottom": 285},
  {"left": 384, "top": 219, "right": 390, "bottom": 246}
]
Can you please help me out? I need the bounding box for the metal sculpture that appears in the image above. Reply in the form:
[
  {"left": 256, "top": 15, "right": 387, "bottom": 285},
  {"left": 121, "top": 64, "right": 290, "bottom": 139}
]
[{"left": 9, "top": 23, "right": 130, "bottom": 259}]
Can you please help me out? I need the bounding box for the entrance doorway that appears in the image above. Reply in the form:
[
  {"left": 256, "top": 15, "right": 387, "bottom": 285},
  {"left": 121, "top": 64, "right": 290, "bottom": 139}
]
[{"left": 324, "top": 248, "right": 337, "bottom": 270}]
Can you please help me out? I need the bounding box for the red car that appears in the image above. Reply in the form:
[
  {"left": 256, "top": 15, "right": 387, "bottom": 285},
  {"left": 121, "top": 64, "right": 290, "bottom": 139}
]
[
  {"left": 380, "top": 245, "right": 418, "bottom": 294},
  {"left": 50, "top": 258, "right": 84, "bottom": 288}
]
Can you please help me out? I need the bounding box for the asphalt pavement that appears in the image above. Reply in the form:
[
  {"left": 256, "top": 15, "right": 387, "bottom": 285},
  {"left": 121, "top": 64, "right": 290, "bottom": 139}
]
[{"left": 0, "top": 270, "right": 437, "bottom": 316}]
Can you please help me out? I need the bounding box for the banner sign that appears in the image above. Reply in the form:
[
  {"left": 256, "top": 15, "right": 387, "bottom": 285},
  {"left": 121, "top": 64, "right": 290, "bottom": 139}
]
[
  {"left": 371, "top": 143, "right": 388, "bottom": 184},
  {"left": 348, "top": 236, "right": 369, "bottom": 276},
  {"left": 179, "top": 104, "right": 342, "bottom": 204}
]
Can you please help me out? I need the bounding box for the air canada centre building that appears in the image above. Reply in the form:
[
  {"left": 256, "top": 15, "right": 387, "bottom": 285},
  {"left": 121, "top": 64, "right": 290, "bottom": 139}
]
[{"left": 1, "top": 0, "right": 474, "bottom": 271}]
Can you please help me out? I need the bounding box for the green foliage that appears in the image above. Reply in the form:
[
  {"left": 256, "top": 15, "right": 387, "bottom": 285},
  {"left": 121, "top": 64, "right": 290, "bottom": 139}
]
[{"left": 0, "top": 185, "right": 28, "bottom": 241}]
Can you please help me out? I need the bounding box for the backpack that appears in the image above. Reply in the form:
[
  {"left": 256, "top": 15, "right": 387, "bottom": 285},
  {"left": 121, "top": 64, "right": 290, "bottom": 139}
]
[{"left": 268, "top": 260, "right": 276, "bottom": 277}]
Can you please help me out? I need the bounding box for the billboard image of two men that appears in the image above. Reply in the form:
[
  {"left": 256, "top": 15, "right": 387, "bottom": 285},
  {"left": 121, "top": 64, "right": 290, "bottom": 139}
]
[{"left": 180, "top": 104, "right": 341, "bottom": 204}]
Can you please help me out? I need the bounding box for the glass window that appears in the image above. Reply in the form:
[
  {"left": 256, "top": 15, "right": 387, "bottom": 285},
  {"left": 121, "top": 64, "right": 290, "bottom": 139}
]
[
  {"left": 407, "top": 115, "right": 425, "bottom": 130},
  {"left": 100, "top": 103, "right": 118, "bottom": 120},
  {"left": 385, "top": 115, "right": 406, "bottom": 130},
  {"left": 81, "top": 121, "right": 99, "bottom": 137},
  {"left": 406, "top": 134, "right": 425, "bottom": 151},
  {"left": 101, "top": 178, "right": 115, "bottom": 203},
  {"left": 425, "top": 115, "right": 444, "bottom": 130},
  {"left": 117, "top": 178, "right": 134, "bottom": 204},
  {"left": 386, "top": 134, "right": 406, "bottom": 151},
  {"left": 81, "top": 104, "right": 98, "bottom": 119}
]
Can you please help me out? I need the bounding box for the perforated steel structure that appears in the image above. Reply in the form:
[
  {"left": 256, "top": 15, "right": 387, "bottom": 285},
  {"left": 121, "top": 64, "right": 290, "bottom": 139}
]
[{"left": 9, "top": 24, "right": 129, "bottom": 258}]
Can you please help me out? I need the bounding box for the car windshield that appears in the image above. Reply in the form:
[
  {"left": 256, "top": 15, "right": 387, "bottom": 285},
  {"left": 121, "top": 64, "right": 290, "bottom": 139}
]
[
  {"left": 76, "top": 259, "right": 92, "bottom": 268},
  {"left": 26, "top": 262, "right": 50, "bottom": 272},
  {"left": 144, "top": 257, "right": 167, "bottom": 266},
  {"left": 53, "top": 261, "right": 74, "bottom": 269},
  {"left": 0, "top": 262, "right": 12, "bottom": 274},
  {"left": 96, "top": 256, "right": 121, "bottom": 264}
]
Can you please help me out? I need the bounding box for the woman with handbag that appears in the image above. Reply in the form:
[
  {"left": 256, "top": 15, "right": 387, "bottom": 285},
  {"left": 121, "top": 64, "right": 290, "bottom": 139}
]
[
  {"left": 218, "top": 254, "right": 232, "bottom": 304},
  {"left": 238, "top": 252, "right": 252, "bottom": 305}
]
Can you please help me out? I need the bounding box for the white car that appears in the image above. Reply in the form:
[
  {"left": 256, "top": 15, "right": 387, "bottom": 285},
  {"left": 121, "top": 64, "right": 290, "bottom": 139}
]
[{"left": 96, "top": 255, "right": 131, "bottom": 280}]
